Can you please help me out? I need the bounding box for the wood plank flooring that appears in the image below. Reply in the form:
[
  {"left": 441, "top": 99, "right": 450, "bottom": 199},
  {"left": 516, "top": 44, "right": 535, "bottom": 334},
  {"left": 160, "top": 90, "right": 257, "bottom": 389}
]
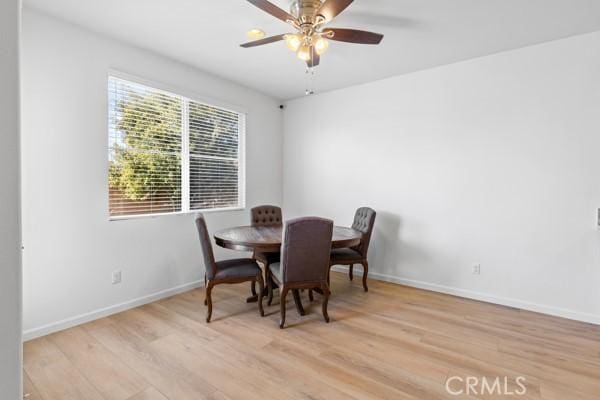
[{"left": 23, "top": 272, "right": 600, "bottom": 400}]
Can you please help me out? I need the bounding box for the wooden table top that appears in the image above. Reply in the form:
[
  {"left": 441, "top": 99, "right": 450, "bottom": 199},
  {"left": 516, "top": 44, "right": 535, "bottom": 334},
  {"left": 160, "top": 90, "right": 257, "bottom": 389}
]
[{"left": 214, "top": 225, "right": 362, "bottom": 252}]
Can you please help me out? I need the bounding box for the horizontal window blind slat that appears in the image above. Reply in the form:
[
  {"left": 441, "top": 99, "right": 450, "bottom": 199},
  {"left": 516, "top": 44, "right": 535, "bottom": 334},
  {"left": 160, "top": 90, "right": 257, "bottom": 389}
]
[
  {"left": 189, "top": 165, "right": 239, "bottom": 171},
  {"left": 189, "top": 140, "right": 238, "bottom": 149},
  {"left": 113, "top": 110, "right": 182, "bottom": 121},
  {"left": 188, "top": 141, "right": 238, "bottom": 149},
  {"left": 188, "top": 120, "right": 239, "bottom": 129},
  {"left": 109, "top": 204, "right": 183, "bottom": 209}
]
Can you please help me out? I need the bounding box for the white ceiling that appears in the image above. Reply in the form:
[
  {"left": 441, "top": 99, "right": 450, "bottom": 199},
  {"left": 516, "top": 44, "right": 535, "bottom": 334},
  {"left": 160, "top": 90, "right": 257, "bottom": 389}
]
[{"left": 24, "top": 0, "right": 600, "bottom": 100}]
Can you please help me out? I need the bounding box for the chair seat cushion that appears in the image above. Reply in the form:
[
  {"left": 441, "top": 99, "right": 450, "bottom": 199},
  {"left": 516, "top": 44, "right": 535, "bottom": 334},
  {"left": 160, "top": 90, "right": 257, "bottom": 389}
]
[
  {"left": 214, "top": 258, "right": 260, "bottom": 280},
  {"left": 330, "top": 248, "right": 363, "bottom": 264},
  {"left": 254, "top": 251, "right": 280, "bottom": 266},
  {"left": 268, "top": 262, "right": 283, "bottom": 283}
]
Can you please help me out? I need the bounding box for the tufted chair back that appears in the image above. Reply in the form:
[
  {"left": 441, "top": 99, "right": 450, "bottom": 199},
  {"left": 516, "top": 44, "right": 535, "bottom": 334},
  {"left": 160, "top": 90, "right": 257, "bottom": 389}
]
[
  {"left": 351, "top": 207, "right": 377, "bottom": 257},
  {"left": 281, "top": 217, "right": 333, "bottom": 284},
  {"left": 195, "top": 214, "right": 217, "bottom": 280},
  {"left": 251, "top": 205, "right": 283, "bottom": 227}
]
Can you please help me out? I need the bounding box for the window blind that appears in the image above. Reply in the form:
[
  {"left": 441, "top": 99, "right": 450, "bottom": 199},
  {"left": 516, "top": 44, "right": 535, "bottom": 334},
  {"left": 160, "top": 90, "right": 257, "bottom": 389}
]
[
  {"left": 108, "top": 76, "right": 243, "bottom": 218},
  {"left": 189, "top": 101, "right": 240, "bottom": 211}
]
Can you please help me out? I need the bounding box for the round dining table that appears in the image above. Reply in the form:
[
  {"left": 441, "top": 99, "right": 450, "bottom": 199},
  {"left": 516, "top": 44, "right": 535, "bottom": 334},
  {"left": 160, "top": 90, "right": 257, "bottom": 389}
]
[
  {"left": 214, "top": 224, "right": 362, "bottom": 315},
  {"left": 214, "top": 225, "right": 362, "bottom": 252}
]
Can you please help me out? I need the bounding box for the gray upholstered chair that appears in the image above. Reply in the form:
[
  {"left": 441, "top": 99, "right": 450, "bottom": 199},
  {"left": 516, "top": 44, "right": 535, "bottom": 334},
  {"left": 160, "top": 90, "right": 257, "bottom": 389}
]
[
  {"left": 329, "top": 207, "right": 376, "bottom": 292},
  {"left": 195, "top": 214, "right": 264, "bottom": 322},
  {"left": 266, "top": 217, "right": 333, "bottom": 329},
  {"left": 249, "top": 205, "right": 282, "bottom": 299}
]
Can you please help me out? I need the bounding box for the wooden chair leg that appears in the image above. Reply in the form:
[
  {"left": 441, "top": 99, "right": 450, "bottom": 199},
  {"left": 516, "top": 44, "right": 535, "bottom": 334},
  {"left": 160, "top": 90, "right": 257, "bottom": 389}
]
[
  {"left": 261, "top": 263, "right": 269, "bottom": 298},
  {"left": 205, "top": 283, "right": 213, "bottom": 323},
  {"left": 308, "top": 289, "right": 314, "bottom": 302},
  {"left": 322, "top": 284, "right": 331, "bottom": 323},
  {"left": 267, "top": 270, "right": 274, "bottom": 306},
  {"left": 204, "top": 274, "right": 207, "bottom": 306},
  {"left": 349, "top": 264, "right": 354, "bottom": 281},
  {"left": 250, "top": 281, "right": 257, "bottom": 297},
  {"left": 361, "top": 260, "right": 369, "bottom": 292},
  {"left": 279, "top": 288, "right": 288, "bottom": 329},
  {"left": 257, "top": 276, "right": 265, "bottom": 317}
]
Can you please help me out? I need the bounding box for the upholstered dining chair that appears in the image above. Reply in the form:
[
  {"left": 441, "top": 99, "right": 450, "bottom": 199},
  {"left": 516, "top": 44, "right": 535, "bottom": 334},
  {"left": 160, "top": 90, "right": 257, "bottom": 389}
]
[
  {"left": 329, "top": 207, "right": 376, "bottom": 292},
  {"left": 195, "top": 214, "right": 264, "bottom": 322},
  {"left": 249, "top": 205, "right": 282, "bottom": 299},
  {"left": 266, "top": 217, "right": 333, "bottom": 329}
]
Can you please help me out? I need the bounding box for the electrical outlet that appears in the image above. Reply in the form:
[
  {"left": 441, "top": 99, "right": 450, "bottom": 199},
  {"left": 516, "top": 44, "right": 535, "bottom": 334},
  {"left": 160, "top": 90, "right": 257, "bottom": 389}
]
[
  {"left": 597, "top": 209, "right": 600, "bottom": 227},
  {"left": 472, "top": 264, "right": 481, "bottom": 275},
  {"left": 112, "top": 270, "right": 122, "bottom": 285}
]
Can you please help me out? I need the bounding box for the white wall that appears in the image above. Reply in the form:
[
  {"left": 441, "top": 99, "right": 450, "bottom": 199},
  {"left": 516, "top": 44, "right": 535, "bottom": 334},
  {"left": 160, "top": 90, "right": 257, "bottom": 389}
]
[
  {"left": 284, "top": 31, "right": 600, "bottom": 324},
  {"left": 21, "top": 9, "right": 283, "bottom": 338},
  {"left": 0, "top": 0, "right": 23, "bottom": 398}
]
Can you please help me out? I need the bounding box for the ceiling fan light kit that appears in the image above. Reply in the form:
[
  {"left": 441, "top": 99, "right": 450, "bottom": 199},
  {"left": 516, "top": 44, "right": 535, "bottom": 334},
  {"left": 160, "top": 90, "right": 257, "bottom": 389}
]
[
  {"left": 287, "top": 33, "right": 330, "bottom": 60},
  {"left": 241, "top": 0, "right": 384, "bottom": 68}
]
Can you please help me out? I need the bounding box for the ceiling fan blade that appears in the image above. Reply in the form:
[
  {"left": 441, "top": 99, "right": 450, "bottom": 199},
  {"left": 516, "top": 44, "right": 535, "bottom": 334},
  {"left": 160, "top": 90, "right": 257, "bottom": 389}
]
[
  {"left": 306, "top": 51, "right": 320, "bottom": 68},
  {"left": 240, "top": 34, "right": 286, "bottom": 48},
  {"left": 247, "top": 0, "right": 296, "bottom": 24},
  {"left": 316, "top": 0, "right": 354, "bottom": 22},
  {"left": 324, "top": 28, "right": 384, "bottom": 44}
]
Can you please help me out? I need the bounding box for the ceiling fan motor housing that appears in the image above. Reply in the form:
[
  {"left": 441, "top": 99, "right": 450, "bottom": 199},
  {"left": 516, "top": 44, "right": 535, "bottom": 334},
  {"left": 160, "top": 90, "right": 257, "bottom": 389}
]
[{"left": 290, "top": 0, "right": 325, "bottom": 27}]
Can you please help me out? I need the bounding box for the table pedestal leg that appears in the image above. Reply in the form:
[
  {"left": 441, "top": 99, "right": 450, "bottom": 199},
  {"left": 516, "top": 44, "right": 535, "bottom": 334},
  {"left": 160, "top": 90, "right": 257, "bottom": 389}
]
[
  {"left": 312, "top": 287, "right": 324, "bottom": 295},
  {"left": 292, "top": 289, "right": 306, "bottom": 316},
  {"left": 247, "top": 286, "right": 304, "bottom": 317},
  {"left": 246, "top": 294, "right": 259, "bottom": 303},
  {"left": 247, "top": 265, "right": 269, "bottom": 303}
]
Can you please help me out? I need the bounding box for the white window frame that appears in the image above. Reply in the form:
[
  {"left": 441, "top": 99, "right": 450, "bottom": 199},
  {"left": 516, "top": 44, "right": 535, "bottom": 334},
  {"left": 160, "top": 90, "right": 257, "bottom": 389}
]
[{"left": 108, "top": 71, "right": 246, "bottom": 221}]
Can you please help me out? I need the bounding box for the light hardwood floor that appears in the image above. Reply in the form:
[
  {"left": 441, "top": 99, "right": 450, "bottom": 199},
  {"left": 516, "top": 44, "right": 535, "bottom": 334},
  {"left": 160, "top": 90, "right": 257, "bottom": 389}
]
[{"left": 24, "top": 272, "right": 600, "bottom": 400}]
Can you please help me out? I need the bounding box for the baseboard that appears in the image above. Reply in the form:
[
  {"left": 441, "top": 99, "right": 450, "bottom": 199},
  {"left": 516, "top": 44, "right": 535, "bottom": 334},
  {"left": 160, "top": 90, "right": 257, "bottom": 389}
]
[
  {"left": 22, "top": 280, "right": 204, "bottom": 341},
  {"left": 23, "top": 268, "right": 599, "bottom": 341},
  {"left": 331, "top": 266, "right": 600, "bottom": 325}
]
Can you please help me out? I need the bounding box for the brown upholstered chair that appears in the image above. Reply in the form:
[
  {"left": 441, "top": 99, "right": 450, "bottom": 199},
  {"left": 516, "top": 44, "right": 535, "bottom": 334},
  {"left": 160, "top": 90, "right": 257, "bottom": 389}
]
[
  {"left": 266, "top": 217, "right": 333, "bottom": 329},
  {"left": 195, "top": 214, "right": 264, "bottom": 322},
  {"left": 249, "top": 205, "right": 282, "bottom": 298},
  {"left": 251, "top": 205, "right": 283, "bottom": 227},
  {"left": 329, "top": 207, "right": 376, "bottom": 292}
]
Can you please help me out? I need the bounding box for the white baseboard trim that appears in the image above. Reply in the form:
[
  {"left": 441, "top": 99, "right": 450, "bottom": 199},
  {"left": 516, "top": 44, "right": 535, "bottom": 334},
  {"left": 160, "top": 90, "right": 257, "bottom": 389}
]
[
  {"left": 23, "top": 280, "right": 204, "bottom": 341},
  {"left": 331, "top": 266, "right": 600, "bottom": 325},
  {"left": 24, "top": 266, "right": 599, "bottom": 341}
]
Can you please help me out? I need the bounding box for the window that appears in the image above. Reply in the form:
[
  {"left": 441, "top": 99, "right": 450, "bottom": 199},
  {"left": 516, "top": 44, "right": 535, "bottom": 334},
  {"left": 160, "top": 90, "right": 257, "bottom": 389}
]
[{"left": 108, "top": 76, "right": 244, "bottom": 218}]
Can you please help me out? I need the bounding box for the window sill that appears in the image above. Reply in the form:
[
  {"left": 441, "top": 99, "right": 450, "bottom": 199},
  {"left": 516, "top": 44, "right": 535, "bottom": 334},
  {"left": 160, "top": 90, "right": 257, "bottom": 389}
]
[{"left": 109, "top": 207, "right": 245, "bottom": 222}]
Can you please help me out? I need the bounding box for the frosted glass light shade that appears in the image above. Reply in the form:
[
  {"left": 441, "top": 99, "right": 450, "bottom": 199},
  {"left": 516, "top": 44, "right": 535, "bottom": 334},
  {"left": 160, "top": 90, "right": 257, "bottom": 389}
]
[
  {"left": 297, "top": 45, "right": 312, "bottom": 61},
  {"left": 314, "top": 37, "right": 329, "bottom": 55},
  {"left": 285, "top": 34, "right": 302, "bottom": 52}
]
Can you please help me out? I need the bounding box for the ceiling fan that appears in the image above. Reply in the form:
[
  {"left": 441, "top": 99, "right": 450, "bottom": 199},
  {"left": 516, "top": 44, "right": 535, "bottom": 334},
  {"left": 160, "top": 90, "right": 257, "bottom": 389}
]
[{"left": 240, "top": 0, "right": 384, "bottom": 68}]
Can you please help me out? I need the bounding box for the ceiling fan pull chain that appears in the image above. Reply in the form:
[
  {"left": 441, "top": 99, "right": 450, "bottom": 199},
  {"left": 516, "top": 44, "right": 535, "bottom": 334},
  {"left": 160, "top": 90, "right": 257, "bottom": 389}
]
[
  {"left": 305, "top": 45, "right": 316, "bottom": 96},
  {"left": 305, "top": 66, "right": 315, "bottom": 96},
  {"left": 304, "top": 68, "right": 310, "bottom": 95}
]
